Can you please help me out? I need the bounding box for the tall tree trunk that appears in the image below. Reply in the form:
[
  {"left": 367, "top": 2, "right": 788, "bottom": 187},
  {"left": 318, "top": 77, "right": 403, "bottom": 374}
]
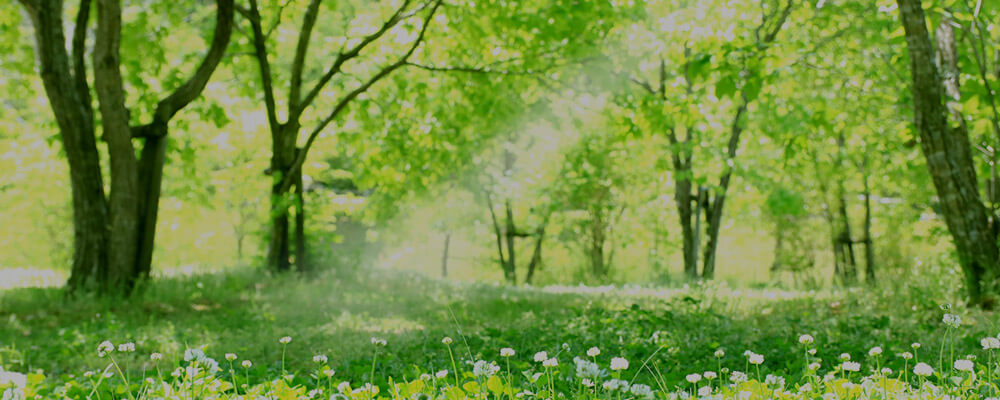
[
  {"left": 525, "top": 220, "right": 547, "bottom": 284},
  {"left": 861, "top": 153, "right": 876, "bottom": 283},
  {"left": 441, "top": 232, "right": 451, "bottom": 278},
  {"left": 294, "top": 160, "right": 306, "bottom": 271},
  {"left": 485, "top": 192, "right": 510, "bottom": 282},
  {"left": 267, "top": 125, "right": 298, "bottom": 272},
  {"left": 134, "top": 129, "right": 168, "bottom": 284},
  {"left": 503, "top": 200, "right": 517, "bottom": 283},
  {"left": 676, "top": 177, "right": 698, "bottom": 279},
  {"left": 897, "top": 0, "right": 1000, "bottom": 305},
  {"left": 701, "top": 103, "right": 747, "bottom": 279}
]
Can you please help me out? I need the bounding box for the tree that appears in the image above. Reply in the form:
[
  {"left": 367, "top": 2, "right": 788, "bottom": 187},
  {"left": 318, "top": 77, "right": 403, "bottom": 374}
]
[
  {"left": 896, "top": 0, "right": 1000, "bottom": 305},
  {"left": 18, "top": 0, "right": 234, "bottom": 294}
]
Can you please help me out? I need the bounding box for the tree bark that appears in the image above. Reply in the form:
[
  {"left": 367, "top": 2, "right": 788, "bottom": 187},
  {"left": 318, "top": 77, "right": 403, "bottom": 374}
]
[
  {"left": 441, "top": 232, "right": 451, "bottom": 278},
  {"left": 897, "top": 0, "right": 1000, "bottom": 305},
  {"left": 294, "top": 161, "right": 306, "bottom": 271},
  {"left": 503, "top": 200, "right": 518, "bottom": 283},
  {"left": 525, "top": 221, "right": 547, "bottom": 284}
]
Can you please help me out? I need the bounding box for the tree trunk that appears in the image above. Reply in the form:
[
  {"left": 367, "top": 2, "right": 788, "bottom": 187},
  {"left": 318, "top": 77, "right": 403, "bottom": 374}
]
[
  {"left": 861, "top": 153, "right": 876, "bottom": 283},
  {"left": 485, "top": 192, "right": 511, "bottom": 282},
  {"left": 135, "top": 130, "right": 168, "bottom": 284},
  {"left": 525, "top": 221, "right": 547, "bottom": 284},
  {"left": 676, "top": 176, "right": 698, "bottom": 279},
  {"left": 294, "top": 159, "right": 306, "bottom": 271},
  {"left": 503, "top": 200, "right": 517, "bottom": 283},
  {"left": 267, "top": 125, "right": 298, "bottom": 272},
  {"left": 701, "top": 103, "right": 747, "bottom": 280},
  {"left": 441, "top": 232, "right": 451, "bottom": 278},
  {"left": 897, "top": 0, "right": 1000, "bottom": 305}
]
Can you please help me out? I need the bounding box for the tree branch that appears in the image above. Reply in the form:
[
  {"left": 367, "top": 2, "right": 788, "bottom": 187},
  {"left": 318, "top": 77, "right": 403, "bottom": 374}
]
[
  {"left": 246, "top": 0, "right": 280, "bottom": 134},
  {"left": 288, "top": 0, "right": 322, "bottom": 111},
  {"left": 71, "top": 0, "right": 93, "bottom": 123}
]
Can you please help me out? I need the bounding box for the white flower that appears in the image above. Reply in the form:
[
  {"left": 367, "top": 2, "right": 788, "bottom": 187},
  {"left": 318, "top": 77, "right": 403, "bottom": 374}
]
[
  {"left": 313, "top": 355, "right": 328, "bottom": 363},
  {"left": 602, "top": 379, "right": 629, "bottom": 391},
  {"left": 765, "top": 374, "right": 785, "bottom": 388},
  {"left": 839, "top": 353, "right": 851, "bottom": 361},
  {"left": 533, "top": 351, "right": 548, "bottom": 362},
  {"left": 982, "top": 337, "right": 1000, "bottom": 350},
  {"left": 685, "top": 373, "right": 701, "bottom": 383},
  {"left": 748, "top": 352, "right": 764, "bottom": 365},
  {"left": 799, "top": 383, "right": 812, "bottom": 393},
  {"left": 807, "top": 348, "right": 817, "bottom": 355},
  {"left": 880, "top": 367, "right": 893, "bottom": 375},
  {"left": 0, "top": 370, "right": 27, "bottom": 388},
  {"left": 371, "top": 337, "right": 387, "bottom": 346},
  {"left": 911, "top": 342, "right": 921, "bottom": 349},
  {"left": 573, "top": 357, "right": 604, "bottom": 379},
  {"left": 730, "top": 371, "right": 748, "bottom": 383},
  {"left": 943, "top": 313, "right": 961, "bottom": 328},
  {"left": 441, "top": 337, "right": 453, "bottom": 345},
  {"left": 226, "top": 353, "right": 238, "bottom": 361},
  {"left": 914, "top": 362, "right": 934, "bottom": 377},
  {"left": 703, "top": 371, "right": 717, "bottom": 379},
  {"left": 901, "top": 352, "right": 913, "bottom": 360},
  {"left": 420, "top": 373, "right": 431, "bottom": 380},
  {"left": 954, "top": 359, "right": 974, "bottom": 372},
  {"left": 279, "top": 336, "right": 292, "bottom": 344},
  {"left": 307, "top": 388, "right": 323, "bottom": 398},
  {"left": 117, "top": 342, "right": 135, "bottom": 352},
  {"left": 323, "top": 368, "right": 336, "bottom": 377},
  {"left": 582, "top": 378, "right": 594, "bottom": 387},
  {"left": 629, "top": 383, "right": 653, "bottom": 399},
  {"left": 150, "top": 353, "right": 163, "bottom": 361},
  {"left": 241, "top": 360, "right": 252, "bottom": 368},
  {"left": 841, "top": 361, "right": 860, "bottom": 372},
  {"left": 808, "top": 362, "right": 821, "bottom": 371},
  {"left": 543, "top": 357, "right": 558, "bottom": 367},
  {"left": 435, "top": 370, "right": 448, "bottom": 379},
  {"left": 500, "top": 348, "right": 515, "bottom": 357},
  {"left": 610, "top": 357, "right": 629, "bottom": 370},
  {"left": 868, "top": 347, "right": 882, "bottom": 357},
  {"left": 473, "top": 360, "right": 500, "bottom": 377},
  {"left": 698, "top": 386, "right": 712, "bottom": 396},
  {"left": 97, "top": 341, "right": 114, "bottom": 357},
  {"left": 798, "top": 334, "right": 814, "bottom": 345},
  {"left": 337, "top": 381, "right": 351, "bottom": 393},
  {"left": 714, "top": 349, "right": 725, "bottom": 358},
  {"left": 587, "top": 347, "right": 601, "bottom": 357}
]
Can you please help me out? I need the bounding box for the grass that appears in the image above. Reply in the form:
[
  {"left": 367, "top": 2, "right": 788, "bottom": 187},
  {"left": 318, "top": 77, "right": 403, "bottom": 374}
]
[{"left": 1, "top": 268, "right": 999, "bottom": 398}]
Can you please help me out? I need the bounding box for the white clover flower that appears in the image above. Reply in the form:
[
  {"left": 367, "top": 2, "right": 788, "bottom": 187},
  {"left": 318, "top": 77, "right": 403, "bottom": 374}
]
[
  {"left": 307, "top": 388, "right": 323, "bottom": 398},
  {"left": 573, "top": 357, "right": 604, "bottom": 379},
  {"left": 914, "top": 362, "right": 934, "bottom": 377},
  {"left": 880, "top": 367, "right": 893, "bottom": 375},
  {"left": 703, "top": 371, "right": 717, "bottom": 379},
  {"left": 807, "top": 348, "right": 817, "bottom": 355},
  {"left": 748, "top": 352, "right": 764, "bottom": 365},
  {"left": 738, "top": 390, "right": 752, "bottom": 400},
  {"left": 901, "top": 352, "right": 913, "bottom": 360},
  {"left": 323, "top": 368, "right": 336, "bottom": 378},
  {"left": 279, "top": 336, "right": 292, "bottom": 344},
  {"left": 629, "top": 383, "right": 653, "bottom": 399},
  {"left": 83, "top": 371, "right": 95, "bottom": 378},
  {"left": 313, "top": 355, "right": 328, "bottom": 363},
  {"left": 841, "top": 361, "right": 860, "bottom": 372},
  {"left": 542, "top": 357, "right": 558, "bottom": 368},
  {"left": 808, "top": 362, "right": 821, "bottom": 371},
  {"left": 799, "top": 383, "right": 812, "bottom": 393},
  {"left": 587, "top": 347, "right": 601, "bottom": 357},
  {"left": 602, "top": 379, "right": 629, "bottom": 391},
  {"left": 982, "top": 337, "right": 1000, "bottom": 350},
  {"left": 582, "top": 378, "right": 594, "bottom": 387},
  {"left": 337, "top": 381, "right": 351, "bottom": 393},
  {"left": 241, "top": 360, "right": 252, "bottom": 368},
  {"left": 730, "top": 371, "right": 748, "bottom": 383},
  {"left": 117, "top": 342, "right": 135, "bottom": 353},
  {"left": 839, "top": 353, "right": 851, "bottom": 361},
  {"left": 225, "top": 353, "right": 238, "bottom": 361},
  {"left": 868, "top": 347, "right": 882, "bottom": 357},
  {"left": 610, "top": 357, "right": 629, "bottom": 370},
  {"left": 943, "top": 314, "right": 961, "bottom": 328},
  {"left": 473, "top": 360, "right": 500, "bottom": 377},
  {"left": 714, "top": 349, "right": 725, "bottom": 358},
  {"left": 420, "top": 373, "right": 430, "bottom": 381},
  {"left": 500, "top": 348, "right": 515, "bottom": 357},
  {"left": 911, "top": 342, "right": 921, "bottom": 349},
  {"left": 150, "top": 352, "right": 163, "bottom": 361},
  {"left": 533, "top": 351, "right": 548, "bottom": 362},
  {"left": 441, "top": 337, "right": 453, "bottom": 345},
  {"left": 435, "top": 370, "right": 448, "bottom": 379},
  {"left": 954, "top": 359, "right": 974, "bottom": 372},
  {"left": 765, "top": 374, "right": 785, "bottom": 388},
  {"left": 798, "top": 334, "right": 814, "bottom": 345},
  {"left": 685, "top": 373, "right": 701, "bottom": 383},
  {"left": 97, "top": 341, "right": 114, "bottom": 357},
  {"left": 698, "top": 386, "right": 712, "bottom": 396},
  {"left": 371, "top": 337, "right": 387, "bottom": 346}
]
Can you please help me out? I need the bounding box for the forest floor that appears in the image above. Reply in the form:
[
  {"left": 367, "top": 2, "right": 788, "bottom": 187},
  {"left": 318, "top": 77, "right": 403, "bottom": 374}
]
[{"left": 1, "top": 268, "right": 998, "bottom": 393}]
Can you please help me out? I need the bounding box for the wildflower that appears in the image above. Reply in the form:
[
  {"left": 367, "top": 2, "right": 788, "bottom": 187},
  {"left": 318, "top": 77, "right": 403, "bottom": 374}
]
[
  {"left": 587, "top": 347, "right": 601, "bottom": 357},
  {"left": 117, "top": 342, "right": 135, "bottom": 352},
  {"left": 954, "top": 359, "right": 974, "bottom": 372},
  {"left": 371, "top": 337, "right": 387, "bottom": 346},
  {"left": 337, "top": 381, "right": 351, "bottom": 393},
  {"left": 798, "top": 334, "right": 814, "bottom": 345},
  {"left": 914, "top": 362, "right": 934, "bottom": 377},
  {"left": 901, "top": 352, "right": 913, "bottom": 360},
  {"left": 573, "top": 357, "right": 604, "bottom": 379},
  {"left": 880, "top": 367, "right": 892, "bottom": 375},
  {"left": 839, "top": 353, "right": 851, "bottom": 361},
  {"left": 279, "top": 336, "right": 292, "bottom": 344},
  {"left": 730, "top": 371, "right": 748, "bottom": 383},
  {"left": 808, "top": 362, "right": 821, "bottom": 371},
  {"left": 500, "top": 347, "right": 515, "bottom": 357},
  {"left": 868, "top": 347, "right": 882, "bottom": 357},
  {"left": 226, "top": 353, "right": 238, "bottom": 362},
  {"left": 841, "top": 362, "right": 860, "bottom": 372},
  {"left": 629, "top": 383, "right": 653, "bottom": 399},
  {"left": 582, "top": 378, "right": 594, "bottom": 387},
  {"left": 698, "top": 386, "right": 712, "bottom": 397},
  {"left": 83, "top": 371, "right": 95, "bottom": 378},
  {"left": 241, "top": 360, "right": 252, "bottom": 368},
  {"left": 685, "top": 373, "right": 701, "bottom": 383},
  {"left": 150, "top": 352, "right": 163, "bottom": 361},
  {"left": 97, "top": 341, "right": 114, "bottom": 357},
  {"left": 308, "top": 388, "right": 323, "bottom": 398},
  {"left": 765, "top": 374, "right": 785, "bottom": 387},
  {"left": 943, "top": 313, "right": 961, "bottom": 328},
  {"left": 602, "top": 379, "right": 629, "bottom": 391},
  {"left": 420, "top": 373, "right": 430, "bottom": 380},
  {"left": 543, "top": 357, "right": 558, "bottom": 368},
  {"left": 313, "top": 355, "right": 328, "bottom": 363},
  {"left": 911, "top": 342, "right": 921, "bottom": 349},
  {"left": 610, "top": 357, "right": 629, "bottom": 370},
  {"left": 799, "top": 383, "right": 813, "bottom": 393},
  {"left": 807, "top": 348, "right": 817, "bottom": 355},
  {"left": 748, "top": 352, "right": 764, "bottom": 365},
  {"left": 714, "top": 349, "right": 725, "bottom": 358},
  {"left": 703, "top": 371, "right": 717, "bottom": 379},
  {"left": 323, "top": 368, "right": 336, "bottom": 378},
  {"left": 435, "top": 370, "right": 448, "bottom": 379},
  {"left": 473, "top": 360, "right": 500, "bottom": 377},
  {"left": 982, "top": 337, "right": 1000, "bottom": 350},
  {"left": 441, "top": 337, "right": 453, "bottom": 345}
]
